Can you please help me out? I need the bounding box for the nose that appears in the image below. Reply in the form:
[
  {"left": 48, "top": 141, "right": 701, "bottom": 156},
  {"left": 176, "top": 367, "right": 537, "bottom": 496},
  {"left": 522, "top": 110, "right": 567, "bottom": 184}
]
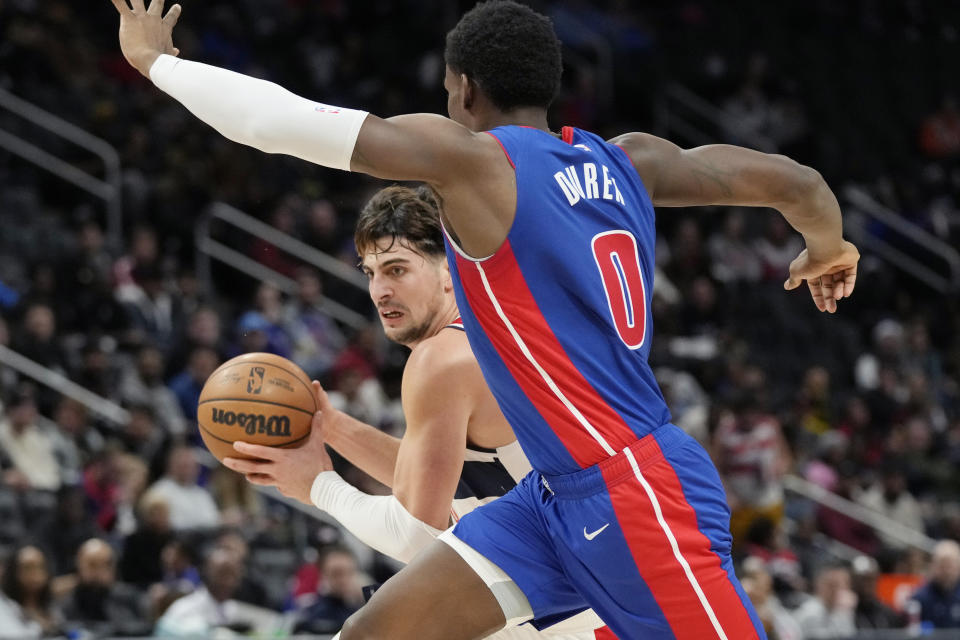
[{"left": 368, "top": 274, "right": 393, "bottom": 303}]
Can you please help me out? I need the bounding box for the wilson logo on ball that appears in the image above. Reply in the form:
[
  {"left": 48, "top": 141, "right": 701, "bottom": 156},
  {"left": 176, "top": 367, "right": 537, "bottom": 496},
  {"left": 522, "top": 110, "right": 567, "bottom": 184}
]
[
  {"left": 210, "top": 408, "right": 291, "bottom": 437},
  {"left": 247, "top": 367, "right": 265, "bottom": 394}
]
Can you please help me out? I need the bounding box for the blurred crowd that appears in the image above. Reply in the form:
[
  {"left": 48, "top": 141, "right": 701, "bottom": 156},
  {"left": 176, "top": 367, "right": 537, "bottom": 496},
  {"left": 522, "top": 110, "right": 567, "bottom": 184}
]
[{"left": 0, "top": 0, "right": 959, "bottom": 638}]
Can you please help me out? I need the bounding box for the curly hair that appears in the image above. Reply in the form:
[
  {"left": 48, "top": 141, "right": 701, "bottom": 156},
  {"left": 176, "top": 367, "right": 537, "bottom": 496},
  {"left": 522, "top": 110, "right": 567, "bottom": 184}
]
[
  {"left": 354, "top": 185, "right": 444, "bottom": 259},
  {"left": 445, "top": 1, "right": 562, "bottom": 112}
]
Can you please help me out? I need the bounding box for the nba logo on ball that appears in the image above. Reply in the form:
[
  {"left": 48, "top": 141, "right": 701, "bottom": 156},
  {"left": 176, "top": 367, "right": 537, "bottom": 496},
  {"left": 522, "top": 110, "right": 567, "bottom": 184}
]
[{"left": 247, "top": 367, "right": 265, "bottom": 394}]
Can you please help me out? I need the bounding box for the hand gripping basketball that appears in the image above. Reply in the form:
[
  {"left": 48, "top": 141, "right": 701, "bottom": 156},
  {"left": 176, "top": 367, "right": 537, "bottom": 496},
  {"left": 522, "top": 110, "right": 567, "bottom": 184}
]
[{"left": 223, "top": 381, "right": 335, "bottom": 505}]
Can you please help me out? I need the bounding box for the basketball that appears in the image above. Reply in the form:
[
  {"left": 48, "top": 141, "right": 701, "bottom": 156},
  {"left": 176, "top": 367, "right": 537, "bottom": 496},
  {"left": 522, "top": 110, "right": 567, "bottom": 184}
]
[{"left": 197, "top": 352, "right": 317, "bottom": 462}]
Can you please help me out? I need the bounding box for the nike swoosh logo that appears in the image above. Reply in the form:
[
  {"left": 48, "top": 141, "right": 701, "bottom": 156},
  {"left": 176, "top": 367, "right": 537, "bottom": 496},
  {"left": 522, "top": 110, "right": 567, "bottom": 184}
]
[{"left": 583, "top": 524, "right": 610, "bottom": 541}]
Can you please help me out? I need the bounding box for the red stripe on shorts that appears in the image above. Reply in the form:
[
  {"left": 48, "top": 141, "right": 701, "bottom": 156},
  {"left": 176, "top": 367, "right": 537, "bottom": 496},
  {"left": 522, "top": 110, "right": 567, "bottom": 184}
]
[{"left": 601, "top": 439, "right": 760, "bottom": 639}]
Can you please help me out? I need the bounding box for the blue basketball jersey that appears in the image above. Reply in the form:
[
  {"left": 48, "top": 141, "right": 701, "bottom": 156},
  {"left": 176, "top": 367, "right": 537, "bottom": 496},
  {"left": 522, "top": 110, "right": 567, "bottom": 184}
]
[{"left": 442, "top": 125, "right": 671, "bottom": 475}]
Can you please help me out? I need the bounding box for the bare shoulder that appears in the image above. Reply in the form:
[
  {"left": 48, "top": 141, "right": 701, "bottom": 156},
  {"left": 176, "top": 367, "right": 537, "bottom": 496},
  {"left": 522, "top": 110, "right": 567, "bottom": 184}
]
[
  {"left": 404, "top": 328, "right": 477, "bottom": 386},
  {"left": 608, "top": 131, "right": 684, "bottom": 199}
]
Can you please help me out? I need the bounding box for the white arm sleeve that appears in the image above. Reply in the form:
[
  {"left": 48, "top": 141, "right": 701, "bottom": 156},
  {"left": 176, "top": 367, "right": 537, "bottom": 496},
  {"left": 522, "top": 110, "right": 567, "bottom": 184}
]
[
  {"left": 310, "top": 471, "right": 442, "bottom": 564},
  {"left": 149, "top": 54, "right": 368, "bottom": 171}
]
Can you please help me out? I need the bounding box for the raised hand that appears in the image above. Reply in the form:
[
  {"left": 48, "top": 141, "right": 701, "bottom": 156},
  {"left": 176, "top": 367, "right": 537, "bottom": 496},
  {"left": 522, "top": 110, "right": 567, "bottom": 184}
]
[
  {"left": 109, "top": 0, "right": 182, "bottom": 78},
  {"left": 783, "top": 240, "right": 860, "bottom": 313},
  {"left": 223, "top": 381, "right": 336, "bottom": 505}
]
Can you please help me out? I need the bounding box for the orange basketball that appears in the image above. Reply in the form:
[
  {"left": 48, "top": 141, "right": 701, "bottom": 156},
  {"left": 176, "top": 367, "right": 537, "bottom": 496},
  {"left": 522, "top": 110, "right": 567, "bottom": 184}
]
[{"left": 197, "top": 352, "right": 317, "bottom": 462}]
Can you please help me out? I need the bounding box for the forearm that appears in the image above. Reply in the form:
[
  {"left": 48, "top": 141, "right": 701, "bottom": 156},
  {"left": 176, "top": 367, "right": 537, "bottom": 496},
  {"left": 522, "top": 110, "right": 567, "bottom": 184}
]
[
  {"left": 777, "top": 170, "right": 844, "bottom": 253},
  {"left": 148, "top": 55, "right": 367, "bottom": 171},
  {"left": 324, "top": 412, "right": 401, "bottom": 488},
  {"left": 310, "top": 471, "right": 441, "bottom": 563}
]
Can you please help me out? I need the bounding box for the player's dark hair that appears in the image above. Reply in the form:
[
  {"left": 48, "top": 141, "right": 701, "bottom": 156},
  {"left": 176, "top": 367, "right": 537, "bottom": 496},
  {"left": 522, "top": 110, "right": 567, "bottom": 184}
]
[
  {"left": 445, "top": 0, "right": 562, "bottom": 112},
  {"left": 354, "top": 185, "right": 444, "bottom": 259}
]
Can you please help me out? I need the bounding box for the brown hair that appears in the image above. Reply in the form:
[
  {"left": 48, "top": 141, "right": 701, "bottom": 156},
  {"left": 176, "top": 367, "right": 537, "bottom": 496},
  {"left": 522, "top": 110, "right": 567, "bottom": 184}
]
[{"left": 354, "top": 185, "right": 444, "bottom": 259}]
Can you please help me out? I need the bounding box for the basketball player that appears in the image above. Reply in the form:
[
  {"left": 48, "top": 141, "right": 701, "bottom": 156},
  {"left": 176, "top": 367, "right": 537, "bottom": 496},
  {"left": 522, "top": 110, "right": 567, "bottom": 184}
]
[
  {"left": 110, "top": 1, "right": 860, "bottom": 638},
  {"left": 224, "top": 185, "right": 606, "bottom": 639}
]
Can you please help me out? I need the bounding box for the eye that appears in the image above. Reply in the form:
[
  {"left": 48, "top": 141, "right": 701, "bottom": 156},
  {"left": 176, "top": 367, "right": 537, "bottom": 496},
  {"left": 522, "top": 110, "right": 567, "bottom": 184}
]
[{"left": 390, "top": 266, "right": 406, "bottom": 277}]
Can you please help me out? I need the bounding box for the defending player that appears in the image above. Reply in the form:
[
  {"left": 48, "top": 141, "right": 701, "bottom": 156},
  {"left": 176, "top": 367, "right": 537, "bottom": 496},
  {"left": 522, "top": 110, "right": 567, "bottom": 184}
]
[
  {"left": 109, "top": 1, "right": 860, "bottom": 638},
  {"left": 224, "top": 185, "right": 606, "bottom": 639}
]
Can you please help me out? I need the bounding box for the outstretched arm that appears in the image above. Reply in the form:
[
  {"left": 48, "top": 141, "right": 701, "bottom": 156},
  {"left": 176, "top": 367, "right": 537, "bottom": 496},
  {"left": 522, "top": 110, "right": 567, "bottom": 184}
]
[
  {"left": 612, "top": 132, "right": 860, "bottom": 313},
  {"left": 112, "top": 0, "right": 485, "bottom": 181}
]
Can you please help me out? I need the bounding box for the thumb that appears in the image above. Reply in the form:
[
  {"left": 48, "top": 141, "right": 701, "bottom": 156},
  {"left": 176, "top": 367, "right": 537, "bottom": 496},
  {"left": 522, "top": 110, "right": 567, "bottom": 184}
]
[{"left": 163, "top": 3, "right": 182, "bottom": 28}]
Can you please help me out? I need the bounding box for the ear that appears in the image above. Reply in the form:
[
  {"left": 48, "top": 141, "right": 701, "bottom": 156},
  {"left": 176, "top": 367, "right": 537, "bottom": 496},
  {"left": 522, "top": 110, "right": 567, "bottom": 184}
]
[
  {"left": 460, "top": 73, "right": 474, "bottom": 110},
  {"left": 440, "top": 260, "right": 453, "bottom": 293}
]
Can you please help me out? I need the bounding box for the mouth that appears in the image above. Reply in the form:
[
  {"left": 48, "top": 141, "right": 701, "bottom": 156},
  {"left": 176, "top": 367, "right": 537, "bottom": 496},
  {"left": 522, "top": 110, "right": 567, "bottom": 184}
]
[{"left": 380, "top": 309, "right": 405, "bottom": 321}]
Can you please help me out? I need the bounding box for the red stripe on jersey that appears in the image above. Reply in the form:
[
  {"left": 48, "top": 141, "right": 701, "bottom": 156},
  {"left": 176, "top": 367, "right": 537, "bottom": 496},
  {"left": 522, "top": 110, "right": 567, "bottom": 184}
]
[
  {"left": 593, "top": 627, "right": 617, "bottom": 639},
  {"left": 562, "top": 126, "right": 575, "bottom": 144},
  {"left": 485, "top": 132, "right": 515, "bottom": 169},
  {"left": 454, "top": 241, "right": 637, "bottom": 468},
  {"left": 601, "top": 440, "right": 761, "bottom": 640}
]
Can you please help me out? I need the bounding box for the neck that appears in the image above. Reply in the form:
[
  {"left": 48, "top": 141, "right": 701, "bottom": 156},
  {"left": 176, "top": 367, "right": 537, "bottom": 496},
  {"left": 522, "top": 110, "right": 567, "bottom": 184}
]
[
  {"left": 406, "top": 302, "right": 460, "bottom": 352},
  {"left": 477, "top": 107, "right": 551, "bottom": 133}
]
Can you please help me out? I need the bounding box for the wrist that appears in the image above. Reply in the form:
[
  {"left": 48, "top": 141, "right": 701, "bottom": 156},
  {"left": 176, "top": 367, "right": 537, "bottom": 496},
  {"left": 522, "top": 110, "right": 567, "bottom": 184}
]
[{"left": 137, "top": 50, "right": 164, "bottom": 78}]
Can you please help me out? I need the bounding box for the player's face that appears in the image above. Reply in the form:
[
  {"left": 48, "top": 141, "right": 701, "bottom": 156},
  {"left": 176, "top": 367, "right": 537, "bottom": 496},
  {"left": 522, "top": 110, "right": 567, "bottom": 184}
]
[{"left": 361, "top": 239, "right": 451, "bottom": 346}]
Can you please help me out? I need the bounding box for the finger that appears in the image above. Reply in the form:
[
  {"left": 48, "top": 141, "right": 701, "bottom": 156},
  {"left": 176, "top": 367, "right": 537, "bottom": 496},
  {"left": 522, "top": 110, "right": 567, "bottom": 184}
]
[
  {"left": 245, "top": 474, "right": 277, "bottom": 486},
  {"left": 110, "top": 0, "right": 131, "bottom": 14},
  {"left": 147, "top": 0, "right": 164, "bottom": 15},
  {"left": 784, "top": 275, "right": 800, "bottom": 290},
  {"left": 807, "top": 279, "right": 827, "bottom": 312},
  {"left": 833, "top": 275, "right": 845, "bottom": 300},
  {"left": 819, "top": 276, "right": 837, "bottom": 313},
  {"left": 222, "top": 456, "right": 272, "bottom": 475},
  {"left": 163, "top": 3, "right": 182, "bottom": 27},
  {"left": 171, "top": 47, "right": 180, "bottom": 56},
  {"left": 310, "top": 410, "right": 324, "bottom": 436},
  {"left": 131, "top": 0, "right": 146, "bottom": 13},
  {"left": 233, "top": 440, "right": 282, "bottom": 460},
  {"left": 843, "top": 268, "right": 857, "bottom": 297}
]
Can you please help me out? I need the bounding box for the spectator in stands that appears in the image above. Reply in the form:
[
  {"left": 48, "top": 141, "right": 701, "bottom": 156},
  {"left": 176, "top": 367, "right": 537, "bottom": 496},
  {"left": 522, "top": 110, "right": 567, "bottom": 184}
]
[
  {"left": 0, "top": 556, "right": 42, "bottom": 639},
  {"left": 159, "top": 538, "right": 202, "bottom": 596},
  {"left": 740, "top": 556, "right": 802, "bottom": 640},
  {"left": 166, "top": 305, "right": 225, "bottom": 377},
  {"left": 75, "top": 338, "right": 122, "bottom": 403},
  {"left": 167, "top": 345, "right": 220, "bottom": 431},
  {"left": 120, "top": 344, "right": 187, "bottom": 436},
  {"left": 52, "top": 396, "right": 104, "bottom": 482},
  {"left": 57, "top": 538, "right": 150, "bottom": 637},
  {"left": 147, "top": 445, "right": 220, "bottom": 531},
  {"left": 911, "top": 539, "right": 960, "bottom": 629},
  {"left": 83, "top": 450, "right": 149, "bottom": 534},
  {"left": 209, "top": 464, "right": 263, "bottom": 527},
  {"left": 155, "top": 547, "right": 279, "bottom": 636},
  {"left": 0, "top": 384, "right": 62, "bottom": 491},
  {"left": 792, "top": 564, "right": 857, "bottom": 639},
  {"left": 212, "top": 529, "right": 270, "bottom": 608},
  {"left": 120, "top": 403, "right": 171, "bottom": 481},
  {"left": 920, "top": 95, "right": 960, "bottom": 158},
  {"left": 284, "top": 267, "right": 346, "bottom": 379},
  {"left": 1, "top": 545, "right": 61, "bottom": 636},
  {"left": 293, "top": 545, "right": 364, "bottom": 634},
  {"left": 12, "top": 302, "right": 66, "bottom": 375},
  {"left": 37, "top": 485, "right": 100, "bottom": 577},
  {"left": 119, "top": 491, "right": 173, "bottom": 588},
  {"left": 119, "top": 263, "right": 182, "bottom": 352},
  {"left": 753, "top": 216, "right": 802, "bottom": 283},
  {"left": 233, "top": 284, "right": 292, "bottom": 358},
  {"left": 113, "top": 225, "right": 160, "bottom": 297},
  {"left": 707, "top": 209, "right": 761, "bottom": 284},
  {"left": 57, "top": 219, "right": 125, "bottom": 335},
  {"left": 713, "top": 394, "right": 790, "bottom": 545},
  {"left": 856, "top": 464, "right": 924, "bottom": 549},
  {"left": 850, "top": 554, "right": 904, "bottom": 630}
]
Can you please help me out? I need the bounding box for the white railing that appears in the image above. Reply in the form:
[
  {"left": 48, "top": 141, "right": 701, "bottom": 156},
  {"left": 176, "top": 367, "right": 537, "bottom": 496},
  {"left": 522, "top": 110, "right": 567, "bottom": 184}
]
[
  {"left": 0, "top": 344, "right": 129, "bottom": 426},
  {"left": 0, "top": 87, "right": 123, "bottom": 248},
  {"left": 195, "top": 202, "right": 369, "bottom": 330},
  {"left": 844, "top": 185, "right": 960, "bottom": 293},
  {"left": 783, "top": 474, "right": 937, "bottom": 553}
]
